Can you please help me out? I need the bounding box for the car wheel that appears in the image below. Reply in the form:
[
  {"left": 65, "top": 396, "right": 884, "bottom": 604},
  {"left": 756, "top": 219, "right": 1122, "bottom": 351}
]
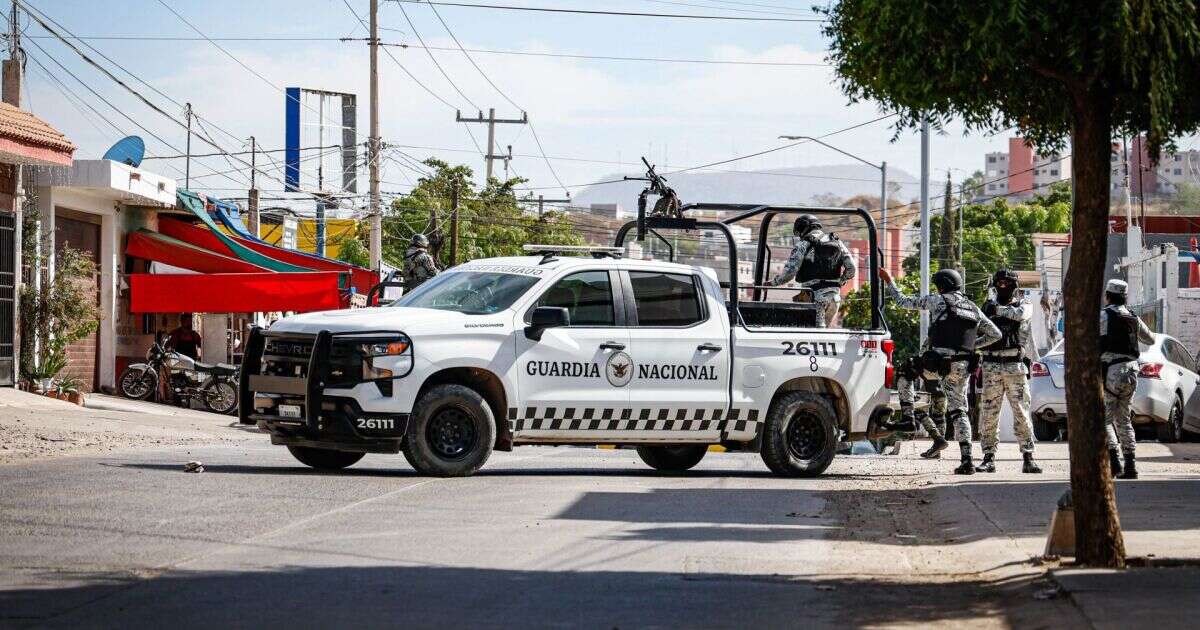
[
  {"left": 1157, "top": 399, "right": 1184, "bottom": 443},
  {"left": 636, "top": 445, "right": 708, "bottom": 472},
  {"left": 1033, "top": 417, "right": 1059, "bottom": 442},
  {"left": 287, "top": 446, "right": 365, "bottom": 470},
  {"left": 760, "top": 392, "right": 839, "bottom": 477},
  {"left": 402, "top": 384, "right": 495, "bottom": 477}
]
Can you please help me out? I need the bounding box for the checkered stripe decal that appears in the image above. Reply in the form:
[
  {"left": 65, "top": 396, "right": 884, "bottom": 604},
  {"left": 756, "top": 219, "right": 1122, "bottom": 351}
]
[{"left": 507, "top": 407, "right": 760, "bottom": 433}]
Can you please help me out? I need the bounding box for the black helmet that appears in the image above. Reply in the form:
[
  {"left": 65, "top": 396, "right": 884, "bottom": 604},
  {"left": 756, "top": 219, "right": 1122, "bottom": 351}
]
[
  {"left": 991, "top": 268, "right": 1018, "bottom": 288},
  {"left": 932, "top": 269, "right": 963, "bottom": 293},
  {"left": 793, "top": 214, "right": 821, "bottom": 237},
  {"left": 412, "top": 233, "right": 430, "bottom": 248}
]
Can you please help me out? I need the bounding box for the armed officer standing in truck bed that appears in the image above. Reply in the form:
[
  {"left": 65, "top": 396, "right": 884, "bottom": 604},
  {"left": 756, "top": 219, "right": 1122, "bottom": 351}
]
[
  {"left": 769, "top": 214, "right": 856, "bottom": 327},
  {"left": 880, "top": 267, "right": 1002, "bottom": 474}
]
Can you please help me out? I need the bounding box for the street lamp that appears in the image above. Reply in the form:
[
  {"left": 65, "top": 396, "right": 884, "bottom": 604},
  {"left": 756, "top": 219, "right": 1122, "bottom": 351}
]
[{"left": 777, "top": 135, "right": 889, "bottom": 236}]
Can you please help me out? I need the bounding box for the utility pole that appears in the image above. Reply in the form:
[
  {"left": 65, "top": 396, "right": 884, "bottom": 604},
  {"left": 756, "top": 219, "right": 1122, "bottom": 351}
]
[
  {"left": 456, "top": 109, "right": 527, "bottom": 180},
  {"left": 880, "top": 159, "right": 888, "bottom": 256},
  {"left": 1122, "top": 135, "right": 1142, "bottom": 303},
  {"left": 247, "top": 136, "right": 259, "bottom": 238},
  {"left": 368, "top": 0, "right": 382, "bottom": 271},
  {"left": 535, "top": 194, "right": 571, "bottom": 218},
  {"left": 503, "top": 144, "right": 512, "bottom": 180},
  {"left": 316, "top": 96, "right": 326, "bottom": 258},
  {"left": 184, "top": 102, "right": 193, "bottom": 189},
  {"left": 5, "top": 0, "right": 24, "bottom": 381},
  {"left": 919, "top": 115, "right": 931, "bottom": 348},
  {"left": 449, "top": 183, "right": 459, "bottom": 266}
]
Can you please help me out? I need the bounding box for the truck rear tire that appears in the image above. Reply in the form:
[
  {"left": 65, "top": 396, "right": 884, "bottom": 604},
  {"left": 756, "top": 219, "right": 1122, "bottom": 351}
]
[
  {"left": 635, "top": 445, "right": 708, "bottom": 472},
  {"left": 287, "top": 446, "right": 365, "bottom": 470},
  {"left": 1033, "top": 417, "right": 1059, "bottom": 442},
  {"left": 761, "top": 392, "right": 839, "bottom": 477},
  {"left": 402, "top": 384, "right": 495, "bottom": 477}
]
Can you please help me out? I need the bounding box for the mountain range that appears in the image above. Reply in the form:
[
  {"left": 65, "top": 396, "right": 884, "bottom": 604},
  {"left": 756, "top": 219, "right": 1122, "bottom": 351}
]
[{"left": 568, "top": 163, "right": 919, "bottom": 215}]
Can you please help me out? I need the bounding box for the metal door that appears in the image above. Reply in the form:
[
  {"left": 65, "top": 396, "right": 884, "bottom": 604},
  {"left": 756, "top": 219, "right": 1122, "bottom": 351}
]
[{"left": 0, "top": 211, "right": 14, "bottom": 386}]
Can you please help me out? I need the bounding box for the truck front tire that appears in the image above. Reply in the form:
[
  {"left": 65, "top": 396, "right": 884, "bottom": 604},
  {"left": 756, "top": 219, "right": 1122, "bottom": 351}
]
[
  {"left": 287, "top": 446, "right": 365, "bottom": 470},
  {"left": 636, "top": 445, "right": 708, "bottom": 472},
  {"left": 761, "top": 392, "right": 839, "bottom": 477},
  {"left": 402, "top": 384, "right": 496, "bottom": 477}
]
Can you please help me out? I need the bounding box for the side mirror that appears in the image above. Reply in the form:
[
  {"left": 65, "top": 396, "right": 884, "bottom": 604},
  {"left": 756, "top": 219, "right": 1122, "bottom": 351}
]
[{"left": 525, "top": 307, "right": 570, "bottom": 341}]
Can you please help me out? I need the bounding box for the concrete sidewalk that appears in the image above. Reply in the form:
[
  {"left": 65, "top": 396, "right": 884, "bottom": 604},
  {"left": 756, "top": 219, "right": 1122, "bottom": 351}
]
[
  {"left": 887, "top": 439, "right": 1200, "bottom": 628},
  {"left": 0, "top": 388, "right": 256, "bottom": 465}
]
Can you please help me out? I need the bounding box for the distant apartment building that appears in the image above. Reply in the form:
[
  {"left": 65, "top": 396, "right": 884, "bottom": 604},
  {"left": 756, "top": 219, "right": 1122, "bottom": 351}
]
[
  {"left": 1111, "top": 134, "right": 1200, "bottom": 197},
  {"left": 982, "top": 138, "right": 1070, "bottom": 199}
]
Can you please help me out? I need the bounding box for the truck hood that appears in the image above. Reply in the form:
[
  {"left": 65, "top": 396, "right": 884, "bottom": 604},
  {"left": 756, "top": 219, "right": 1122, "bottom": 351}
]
[{"left": 268, "top": 306, "right": 495, "bottom": 336}]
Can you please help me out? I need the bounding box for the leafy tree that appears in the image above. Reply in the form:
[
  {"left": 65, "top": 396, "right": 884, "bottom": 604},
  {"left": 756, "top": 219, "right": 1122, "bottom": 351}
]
[
  {"left": 332, "top": 228, "right": 371, "bottom": 269},
  {"left": 19, "top": 245, "right": 100, "bottom": 383},
  {"left": 960, "top": 170, "right": 986, "bottom": 202},
  {"left": 823, "top": 0, "right": 1200, "bottom": 566},
  {"left": 937, "top": 175, "right": 960, "bottom": 275},
  {"left": 1168, "top": 182, "right": 1200, "bottom": 215},
  {"left": 382, "top": 159, "right": 583, "bottom": 268}
]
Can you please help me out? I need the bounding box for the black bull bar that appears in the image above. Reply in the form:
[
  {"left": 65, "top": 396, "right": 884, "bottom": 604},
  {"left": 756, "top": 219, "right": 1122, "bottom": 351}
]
[{"left": 238, "top": 327, "right": 412, "bottom": 437}]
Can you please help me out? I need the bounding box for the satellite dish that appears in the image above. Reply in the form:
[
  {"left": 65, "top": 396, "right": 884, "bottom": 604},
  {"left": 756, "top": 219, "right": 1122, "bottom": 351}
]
[{"left": 102, "top": 136, "right": 145, "bottom": 167}]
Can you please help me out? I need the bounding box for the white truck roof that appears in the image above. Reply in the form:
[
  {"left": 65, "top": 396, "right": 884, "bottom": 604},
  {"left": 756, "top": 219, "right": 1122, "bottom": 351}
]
[{"left": 454, "top": 255, "right": 704, "bottom": 275}]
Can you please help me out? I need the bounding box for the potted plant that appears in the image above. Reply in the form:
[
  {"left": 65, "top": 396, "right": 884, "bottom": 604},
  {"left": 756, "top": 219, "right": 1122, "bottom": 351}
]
[
  {"left": 18, "top": 238, "right": 100, "bottom": 394},
  {"left": 56, "top": 374, "right": 85, "bottom": 405}
]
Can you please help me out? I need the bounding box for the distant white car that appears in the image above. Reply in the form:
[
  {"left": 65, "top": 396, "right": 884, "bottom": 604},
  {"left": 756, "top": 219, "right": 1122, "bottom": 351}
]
[{"left": 1030, "top": 334, "right": 1200, "bottom": 442}]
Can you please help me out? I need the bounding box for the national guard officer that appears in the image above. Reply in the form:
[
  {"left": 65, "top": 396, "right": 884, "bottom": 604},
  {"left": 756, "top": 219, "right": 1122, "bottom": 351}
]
[
  {"left": 403, "top": 233, "right": 439, "bottom": 291},
  {"left": 881, "top": 267, "right": 1002, "bottom": 474},
  {"left": 769, "top": 214, "right": 856, "bottom": 327},
  {"left": 976, "top": 269, "right": 1042, "bottom": 473},
  {"left": 1100, "top": 278, "right": 1155, "bottom": 479},
  {"left": 888, "top": 355, "right": 949, "bottom": 452}
]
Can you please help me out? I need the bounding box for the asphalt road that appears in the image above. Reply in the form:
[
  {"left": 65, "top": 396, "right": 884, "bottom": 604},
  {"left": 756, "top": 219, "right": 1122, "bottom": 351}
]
[{"left": 0, "top": 441, "right": 1098, "bottom": 629}]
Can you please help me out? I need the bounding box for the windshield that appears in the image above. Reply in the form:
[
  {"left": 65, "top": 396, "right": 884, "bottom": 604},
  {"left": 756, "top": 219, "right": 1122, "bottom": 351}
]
[{"left": 392, "top": 271, "right": 540, "bottom": 315}]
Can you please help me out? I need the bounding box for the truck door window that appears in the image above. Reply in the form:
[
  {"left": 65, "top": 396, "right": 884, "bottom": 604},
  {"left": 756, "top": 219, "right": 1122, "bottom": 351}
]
[
  {"left": 629, "top": 271, "right": 704, "bottom": 327},
  {"left": 534, "top": 271, "right": 616, "bottom": 326}
]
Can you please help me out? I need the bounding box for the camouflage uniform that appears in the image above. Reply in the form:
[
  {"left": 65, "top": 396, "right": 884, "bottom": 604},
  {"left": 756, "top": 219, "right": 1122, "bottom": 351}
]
[
  {"left": 772, "top": 228, "right": 856, "bottom": 327},
  {"left": 888, "top": 284, "right": 1001, "bottom": 455},
  {"left": 896, "top": 359, "right": 947, "bottom": 436},
  {"left": 1100, "top": 304, "right": 1155, "bottom": 456},
  {"left": 977, "top": 299, "right": 1038, "bottom": 456},
  {"left": 402, "top": 245, "right": 438, "bottom": 291}
]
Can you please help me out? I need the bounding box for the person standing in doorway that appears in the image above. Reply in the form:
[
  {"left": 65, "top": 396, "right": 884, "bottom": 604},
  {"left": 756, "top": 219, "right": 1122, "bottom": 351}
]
[{"left": 166, "top": 313, "right": 202, "bottom": 360}]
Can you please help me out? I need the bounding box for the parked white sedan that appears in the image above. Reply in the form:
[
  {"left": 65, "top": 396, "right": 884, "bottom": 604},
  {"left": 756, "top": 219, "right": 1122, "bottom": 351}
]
[{"left": 1030, "top": 334, "right": 1200, "bottom": 442}]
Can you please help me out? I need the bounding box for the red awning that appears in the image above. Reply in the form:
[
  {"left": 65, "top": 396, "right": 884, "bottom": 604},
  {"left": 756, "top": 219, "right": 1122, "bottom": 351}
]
[
  {"left": 126, "top": 229, "right": 266, "bottom": 273},
  {"left": 129, "top": 272, "right": 343, "bottom": 313},
  {"left": 158, "top": 217, "right": 376, "bottom": 295}
]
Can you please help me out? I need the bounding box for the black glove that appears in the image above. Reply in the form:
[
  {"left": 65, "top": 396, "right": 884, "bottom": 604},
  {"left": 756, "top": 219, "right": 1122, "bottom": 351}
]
[{"left": 1023, "top": 357, "right": 1032, "bottom": 379}]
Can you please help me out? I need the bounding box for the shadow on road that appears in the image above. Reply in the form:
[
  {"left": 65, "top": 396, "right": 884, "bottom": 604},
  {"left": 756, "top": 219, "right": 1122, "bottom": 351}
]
[{"left": 0, "top": 564, "right": 1083, "bottom": 628}]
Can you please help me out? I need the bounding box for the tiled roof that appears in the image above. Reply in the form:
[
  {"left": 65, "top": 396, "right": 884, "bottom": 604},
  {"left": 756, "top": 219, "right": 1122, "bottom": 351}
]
[{"left": 0, "top": 101, "right": 75, "bottom": 153}]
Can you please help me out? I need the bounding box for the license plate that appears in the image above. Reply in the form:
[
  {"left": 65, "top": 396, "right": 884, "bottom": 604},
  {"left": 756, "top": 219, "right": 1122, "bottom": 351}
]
[{"left": 278, "top": 404, "right": 301, "bottom": 418}]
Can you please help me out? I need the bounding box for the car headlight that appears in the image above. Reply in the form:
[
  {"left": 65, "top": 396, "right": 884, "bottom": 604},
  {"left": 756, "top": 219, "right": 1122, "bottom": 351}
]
[{"left": 361, "top": 336, "right": 412, "bottom": 380}]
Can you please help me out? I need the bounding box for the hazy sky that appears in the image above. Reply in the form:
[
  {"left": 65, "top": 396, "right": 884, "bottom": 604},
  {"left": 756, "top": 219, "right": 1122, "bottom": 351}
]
[{"left": 17, "top": 0, "right": 1184, "bottom": 214}]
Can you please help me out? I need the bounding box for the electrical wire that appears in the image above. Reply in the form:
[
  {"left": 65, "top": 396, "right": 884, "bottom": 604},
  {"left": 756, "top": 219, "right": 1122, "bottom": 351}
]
[
  {"left": 388, "top": 1, "right": 825, "bottom": 22},
  {"left": 377, "top": 41, "right": 830, "bottom": 67}
]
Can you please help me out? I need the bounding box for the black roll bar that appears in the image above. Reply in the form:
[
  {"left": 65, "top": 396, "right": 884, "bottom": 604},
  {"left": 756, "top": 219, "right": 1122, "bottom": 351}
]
[
  {"left": 717, "top": 204, "right": 883, "bottom": 331},
  {"left": 615, "top": 217, "right": 740, "bottom": 319}
]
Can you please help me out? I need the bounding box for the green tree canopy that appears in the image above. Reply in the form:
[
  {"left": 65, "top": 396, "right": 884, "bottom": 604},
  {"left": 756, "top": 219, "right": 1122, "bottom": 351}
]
[
  {"left": 382, "top": 159, "right": 583, "bottom": 267},
  {"left": 822, "top": 0, "right": 1200, "bottom": 567}
]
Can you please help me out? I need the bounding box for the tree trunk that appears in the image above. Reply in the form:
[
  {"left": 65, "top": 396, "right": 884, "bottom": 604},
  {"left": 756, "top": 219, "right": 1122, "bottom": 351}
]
[{"left": 1064, "top": 91, "right": 1125, "bottom": 567}]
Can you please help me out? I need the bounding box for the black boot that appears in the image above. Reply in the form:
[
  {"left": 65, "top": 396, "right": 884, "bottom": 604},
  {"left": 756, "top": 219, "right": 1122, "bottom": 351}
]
[
  {"left": 954, "top": 443, "right": 975, "bottom": 475},
  {"left": 1108, "top": 448, "right": 1124, "bottom": 477},
  {"left": 920, "top": 429, "right": 949, "bottom": 459},
  {"left": 975, "top": 453, "right": 996, "bottom": 473},
  {"left": 1118, "top": 453, "right": 1138, "bottom": 479},
  {"left": 1022, "top": 452, "right": 1043, "bottom": 474}
]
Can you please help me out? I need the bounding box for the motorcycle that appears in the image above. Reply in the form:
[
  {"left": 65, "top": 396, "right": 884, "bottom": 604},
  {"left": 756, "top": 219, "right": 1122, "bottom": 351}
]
[{"left": 118, "top": 336, "right": 239, "bottom": 415}]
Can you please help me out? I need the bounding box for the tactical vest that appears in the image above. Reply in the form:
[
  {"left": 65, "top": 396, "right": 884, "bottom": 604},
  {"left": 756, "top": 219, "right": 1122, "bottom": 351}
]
[
  {"left": 1100, "top": 306, "right": 1139, "bottom": 358},
  {"left": 929, "top": 293, "right": 979, "bottom": 352},
  {"left": 797, "top": 235, "right": 847, "bottom": 289},
  {"left": 982, "top": 300, "right": 1021, "bottom": 352}
]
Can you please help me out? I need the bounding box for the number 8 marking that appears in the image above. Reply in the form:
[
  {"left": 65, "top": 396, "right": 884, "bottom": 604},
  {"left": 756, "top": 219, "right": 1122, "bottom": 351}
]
[{"left": 809, "top": 356, "right": 818, "bottom": 372}]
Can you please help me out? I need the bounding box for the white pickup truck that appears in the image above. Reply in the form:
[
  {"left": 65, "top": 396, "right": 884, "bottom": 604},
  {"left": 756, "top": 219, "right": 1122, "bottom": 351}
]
[{"left": 239, "top": 208, "right": 895, "bottom": 477}]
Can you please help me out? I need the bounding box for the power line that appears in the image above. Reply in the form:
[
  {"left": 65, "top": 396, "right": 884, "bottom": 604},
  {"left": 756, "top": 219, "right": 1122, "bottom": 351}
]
[
  {"left": 378, "top": 42, "right": 830, "bottom": 67},
  {"left": 26, "top": 35, "right": 358, "bottom": 41},
  {"left": 396, "top": 1, "right": 480, "bottom": 111},
  {"left": 387, "top": 1, "right": 825, "bottom": 22}
]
